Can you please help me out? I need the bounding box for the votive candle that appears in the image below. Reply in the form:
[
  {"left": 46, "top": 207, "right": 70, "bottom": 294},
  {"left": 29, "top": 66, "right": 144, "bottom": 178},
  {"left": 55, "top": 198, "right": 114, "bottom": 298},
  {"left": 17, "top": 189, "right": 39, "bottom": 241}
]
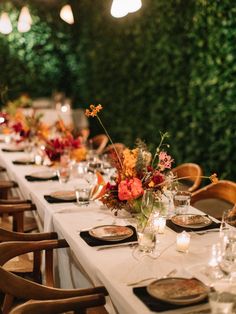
[
  {"left": 35, "top": 154, "right": 42, "bottom": 166},
  {"left": 176, "top": 231, "right": 190, "bottom": 253}
]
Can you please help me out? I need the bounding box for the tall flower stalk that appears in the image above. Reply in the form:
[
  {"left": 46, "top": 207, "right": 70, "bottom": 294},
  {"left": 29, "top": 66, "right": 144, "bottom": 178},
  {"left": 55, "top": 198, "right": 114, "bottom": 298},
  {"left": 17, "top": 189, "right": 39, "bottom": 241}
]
[{"left": 85, "top": 104, "right": 123, "bottom": 169}]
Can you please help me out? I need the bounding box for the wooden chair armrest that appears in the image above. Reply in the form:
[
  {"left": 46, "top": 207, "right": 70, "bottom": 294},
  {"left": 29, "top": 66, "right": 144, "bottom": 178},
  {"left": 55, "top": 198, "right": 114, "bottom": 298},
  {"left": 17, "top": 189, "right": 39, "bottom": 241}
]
[
  {"left": 9, "top": 294, "right": 106, "bottom": 314},
  {"left": 0, "top": 228, "right": 58, "bottom": 242},
  {"left": 0, "top": 199, "right": 32, "bottom": 205},
  {"left": 0, "top": 180, "right": 18, "bottom": 189},
  {"left": 0, "top": 166, "right": 6, "bottom": 172},
  {"left": 0, "top": 203, "right": 36, "bottom": 214},
  {"left": 0, "top": 239, "right": 69, "bottom": 266},
  {"left": 0, "top": 266, "right": 108, "bottom": 301}
]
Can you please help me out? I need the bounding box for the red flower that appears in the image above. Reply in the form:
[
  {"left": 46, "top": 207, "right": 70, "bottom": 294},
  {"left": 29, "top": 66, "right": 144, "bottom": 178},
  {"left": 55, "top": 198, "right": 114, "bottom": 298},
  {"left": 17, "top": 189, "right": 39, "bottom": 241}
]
[{"left": 118, "top": 178, "right": 144, "bottom": 201}]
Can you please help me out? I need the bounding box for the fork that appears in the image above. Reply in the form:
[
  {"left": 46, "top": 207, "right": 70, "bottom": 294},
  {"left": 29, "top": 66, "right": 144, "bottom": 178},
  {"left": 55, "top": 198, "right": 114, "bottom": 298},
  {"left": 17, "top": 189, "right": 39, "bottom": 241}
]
[{"left": 126, "top": 268, "right": 177, "bottom": 286}]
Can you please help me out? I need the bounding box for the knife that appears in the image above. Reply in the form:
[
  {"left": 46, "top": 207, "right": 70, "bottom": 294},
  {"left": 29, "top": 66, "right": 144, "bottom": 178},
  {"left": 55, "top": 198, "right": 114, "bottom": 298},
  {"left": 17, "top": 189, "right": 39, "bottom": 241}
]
[{"left": 96, "top": 241, "right": 138, "bottom": 251}]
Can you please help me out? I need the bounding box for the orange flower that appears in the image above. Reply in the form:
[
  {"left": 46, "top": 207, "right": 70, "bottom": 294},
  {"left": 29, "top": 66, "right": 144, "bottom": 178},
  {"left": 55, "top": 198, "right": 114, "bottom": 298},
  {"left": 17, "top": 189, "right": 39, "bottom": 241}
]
[
  {"left": 85, "top": 104, "right": 103, "bottom": 117},
  {"left": 122, "top": 148, "right": 138, "bottom": 178},
  {"left": 210, "top": 173, "right": 218, "bottom": 183}
]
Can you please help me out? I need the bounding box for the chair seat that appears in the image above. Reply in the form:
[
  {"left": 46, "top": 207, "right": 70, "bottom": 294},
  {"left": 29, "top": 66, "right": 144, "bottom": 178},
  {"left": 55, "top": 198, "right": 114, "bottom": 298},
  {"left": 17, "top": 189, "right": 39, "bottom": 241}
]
[
  {"left": 0, "top": 216, "right": 38, "bottom": 233},
  {"left": 3, "top": 253, "right": 33, "bottom": 274}
]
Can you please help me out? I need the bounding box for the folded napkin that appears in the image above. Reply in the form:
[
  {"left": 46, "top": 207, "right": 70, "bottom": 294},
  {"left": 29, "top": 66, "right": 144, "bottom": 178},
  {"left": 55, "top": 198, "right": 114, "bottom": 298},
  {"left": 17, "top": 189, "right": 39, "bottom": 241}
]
[
  {"left": 166, "top": 219, "right": 221, "bottom": 233},
  {"left": 80, "top": 225, "right": 137, "bottom": 247},
  {"left": 25, "top": 175, "right": 58, "bottom": 182},
  {"left": 44, "top": 195, "right": 76, "bottom": 204},
  {"left": 13, "top": 160, "right": 35, "bottom": 165},
  {"left": 133, "top": 286, "right": 207, "bottom": 312},
  {"left": 2, "top": 148, "right": 24, "bottom": 153}
]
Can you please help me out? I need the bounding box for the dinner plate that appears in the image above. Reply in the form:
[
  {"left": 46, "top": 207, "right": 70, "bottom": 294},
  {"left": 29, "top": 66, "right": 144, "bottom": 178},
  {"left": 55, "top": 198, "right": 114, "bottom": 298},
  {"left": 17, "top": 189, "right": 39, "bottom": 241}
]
[
  {"left": 89, "top": 225, "right": 133, "bottom": 242},
  {"left": 50, "top": 190, "right": 76, "bottom": 201},
  {"left": 29, "top": 170, "right": 57, "bottom": 179},
  {"left": 13, "top": 157, "right": 34, "bottom": 164},
  {"left": 171, "top": 214, "right": 212, "bottom": 229},
  {"left": 147, "top": 277, "right": 209, "bottom": 305}
]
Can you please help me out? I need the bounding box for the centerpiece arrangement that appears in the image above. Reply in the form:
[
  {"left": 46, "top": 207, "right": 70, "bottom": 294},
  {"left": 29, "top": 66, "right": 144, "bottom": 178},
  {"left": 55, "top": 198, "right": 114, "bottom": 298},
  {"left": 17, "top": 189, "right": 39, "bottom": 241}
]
[{"left": 85, "top": 104, "right": 218, "bottom": 216}]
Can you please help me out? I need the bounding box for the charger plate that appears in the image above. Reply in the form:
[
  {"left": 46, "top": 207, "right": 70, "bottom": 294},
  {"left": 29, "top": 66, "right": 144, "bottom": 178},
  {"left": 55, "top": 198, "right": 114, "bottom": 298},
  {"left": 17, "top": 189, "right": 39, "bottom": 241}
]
[
  {"left": 171, "top": 214, "right": 212, "bottom": 229},
  {"left": 29, "top": 170, "right": 56, "bottom": 179},
  {"left": 147, "top": 277, "right": 209, "bottom": 305},
  {"left": 50, "top": 190, "right": 76, "bottom": 201},
  {"left": 89, "top": 225, "right": 133, "bottom": 242}
]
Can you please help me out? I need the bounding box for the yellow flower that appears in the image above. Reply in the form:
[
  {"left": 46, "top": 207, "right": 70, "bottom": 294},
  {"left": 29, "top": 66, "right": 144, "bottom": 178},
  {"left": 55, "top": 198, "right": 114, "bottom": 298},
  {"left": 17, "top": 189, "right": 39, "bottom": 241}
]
[
  {"left": 85, "top": 104, "right": 103, "bottom": 117},
  {"left": 122, "top": 148, "right": 139, "bottom": 178},
  {"left": 210, "top": 173, "right": 218, "bottom": 183}
]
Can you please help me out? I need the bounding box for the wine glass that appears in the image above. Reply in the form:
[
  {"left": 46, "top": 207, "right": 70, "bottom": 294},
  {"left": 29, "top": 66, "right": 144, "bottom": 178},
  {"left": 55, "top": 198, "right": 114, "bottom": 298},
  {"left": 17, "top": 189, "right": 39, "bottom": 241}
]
[{"left": 141, "top": 189, "right": 155, "bottom": 219}]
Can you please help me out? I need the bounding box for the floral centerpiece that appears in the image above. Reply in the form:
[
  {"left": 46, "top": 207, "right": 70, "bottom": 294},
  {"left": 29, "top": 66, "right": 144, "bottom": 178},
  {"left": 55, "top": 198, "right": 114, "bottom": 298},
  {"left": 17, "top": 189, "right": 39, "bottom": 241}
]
[
  {"left": 44, "top": 134, "right": 86, "bottom": 162},
  {"left": 85, "top": 104, "right": 218, "bottom": 215}
]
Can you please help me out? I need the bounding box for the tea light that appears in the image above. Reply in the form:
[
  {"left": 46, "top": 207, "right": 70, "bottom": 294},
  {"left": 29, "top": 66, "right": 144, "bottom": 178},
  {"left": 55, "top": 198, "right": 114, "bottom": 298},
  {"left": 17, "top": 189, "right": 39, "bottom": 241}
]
[
  {"left": 34, "top": 154, "right": 42, "bottom": 166},
  {"left": 154, "top": 217, "right": 166, "bottom": 234},
  {"left": 4, "top": 135, "right": 11, "bottom": 144},
  {"left": 176, "top": 231, "right": 190, "bottom": 253}
]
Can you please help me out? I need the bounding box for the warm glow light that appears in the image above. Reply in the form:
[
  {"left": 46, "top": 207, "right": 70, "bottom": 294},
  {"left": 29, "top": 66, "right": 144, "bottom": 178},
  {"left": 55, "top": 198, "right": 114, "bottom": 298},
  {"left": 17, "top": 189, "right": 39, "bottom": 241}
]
[
  {"left": 17, "top": 6, "right": 32, "bottom": 33},
  {"left": 0, "top": 12, "right": 13, "bottom": 35},
  {"left": 111, "top": 0, "right": 128, "bottom": 18},
  {"left": 127, "top": 0, "right": 142, "bottom": 13},
  {"left": 60, "top": 5, "right": 74, "bottom": 24},
  {"left": 0, "top": 117, "right": 5, "bottom": 124}
]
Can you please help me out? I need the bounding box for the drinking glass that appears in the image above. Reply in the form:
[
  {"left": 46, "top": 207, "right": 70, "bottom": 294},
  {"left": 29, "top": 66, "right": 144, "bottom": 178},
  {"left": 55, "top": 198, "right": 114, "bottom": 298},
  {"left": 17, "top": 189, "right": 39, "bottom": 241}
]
[
  {"left": 136, "top": 221, "right": 156, "bottom": 253},
  {"left": 209, "top": 291, "right": 234, "bottom": 314},
  {"left": 221, "top": 209, "right": 236, "bottom": 229},
  {"left": 219, "top": 230, "right": 236, "bottom": 279},
  {"left": 56, "top": 167, "right": 71, "bottom": 184},
  {"left": 173, "top": 191, "right": 191, "bottom": 215},
  {"left": 75, "top": 187, "right": 92, "bottom": 206}
]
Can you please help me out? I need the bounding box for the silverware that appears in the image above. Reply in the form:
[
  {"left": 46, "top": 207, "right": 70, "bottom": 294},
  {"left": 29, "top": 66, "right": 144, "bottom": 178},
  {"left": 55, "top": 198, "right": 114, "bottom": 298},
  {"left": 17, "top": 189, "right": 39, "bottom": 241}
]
[
  {"left": 126, "top": 268, "right": 177, "bottom": 286},
  {"left": 96, "top": 241, "right": 138, "bottom": 251},
  {"left": 192, "top": 228, "right": 229, "bottom": 235}
]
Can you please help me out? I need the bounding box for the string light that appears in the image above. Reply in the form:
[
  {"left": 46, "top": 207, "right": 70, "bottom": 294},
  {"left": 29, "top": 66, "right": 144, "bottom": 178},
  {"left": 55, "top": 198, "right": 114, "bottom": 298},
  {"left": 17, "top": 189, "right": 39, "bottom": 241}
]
[
  {"left": 60, "top": 4, "right": 74, "bottom": 24},
  {"left": 17, "top": 6, "right": 32, "bottom": 33},
  {"left": 110, "top": 0, "right": 142, "bottom": 18},
  {"left": 0, "top": 12, "right": 13, "bottom": 35}
]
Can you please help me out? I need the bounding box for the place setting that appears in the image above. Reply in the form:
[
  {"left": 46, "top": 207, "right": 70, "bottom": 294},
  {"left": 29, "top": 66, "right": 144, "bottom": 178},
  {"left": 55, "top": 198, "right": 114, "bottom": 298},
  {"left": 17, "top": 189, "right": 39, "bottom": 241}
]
[{"left": 25, "top": 170, "right": 58, "bottom": 182}]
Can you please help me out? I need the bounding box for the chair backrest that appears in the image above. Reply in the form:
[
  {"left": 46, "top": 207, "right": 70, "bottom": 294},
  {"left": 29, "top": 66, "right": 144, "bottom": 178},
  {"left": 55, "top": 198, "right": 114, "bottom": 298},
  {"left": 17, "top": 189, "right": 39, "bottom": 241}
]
[
  {"left": 191, "top": 180, "right": 236, "bottom": 219},
  {"left": 191, "top": 180, "right": 236, "bottom": 204},
  {"left": 0, "top": 240, "right": 107, "bottom": 313},
  {"left": 90, "top": 134, "right": 109, "bottom": 155},
  {"left": 103, "top": 143, "right": 126, "bottom": 156},
  {"left": 10, "top": 295, "right": 107, "bottom": 314},
  {"left": 172, "top": 163, "right": 203, "bottom": 192}
]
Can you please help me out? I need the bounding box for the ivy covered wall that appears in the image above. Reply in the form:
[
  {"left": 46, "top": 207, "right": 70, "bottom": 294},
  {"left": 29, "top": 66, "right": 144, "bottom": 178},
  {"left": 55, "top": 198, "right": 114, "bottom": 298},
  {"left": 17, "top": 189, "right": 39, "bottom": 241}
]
[{"left": 0, "top": 0, "right": 236, "bottom": 180}]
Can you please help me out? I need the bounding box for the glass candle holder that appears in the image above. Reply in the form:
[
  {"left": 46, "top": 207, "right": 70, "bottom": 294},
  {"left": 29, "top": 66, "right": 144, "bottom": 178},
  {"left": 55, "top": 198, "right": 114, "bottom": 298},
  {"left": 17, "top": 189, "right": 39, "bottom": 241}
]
[{"left": 176, "top": 231, "right": 190, "bottom": 253}]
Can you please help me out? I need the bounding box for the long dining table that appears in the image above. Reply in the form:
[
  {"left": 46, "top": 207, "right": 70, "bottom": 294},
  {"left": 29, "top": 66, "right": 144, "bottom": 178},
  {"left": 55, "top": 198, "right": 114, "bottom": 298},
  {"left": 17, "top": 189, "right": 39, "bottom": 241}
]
[{"left": 0, "top": 140, "right": 226, "bottom": 314}]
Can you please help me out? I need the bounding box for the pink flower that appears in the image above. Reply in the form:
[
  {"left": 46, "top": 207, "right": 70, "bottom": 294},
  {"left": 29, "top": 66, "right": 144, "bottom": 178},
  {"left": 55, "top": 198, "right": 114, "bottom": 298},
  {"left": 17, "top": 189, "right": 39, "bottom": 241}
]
[
  {"left": 118, "top": 178, "right": 144, "bottom": 201},
  {"left": 158, "top": 151, "right": 173, "bottom": 170}
]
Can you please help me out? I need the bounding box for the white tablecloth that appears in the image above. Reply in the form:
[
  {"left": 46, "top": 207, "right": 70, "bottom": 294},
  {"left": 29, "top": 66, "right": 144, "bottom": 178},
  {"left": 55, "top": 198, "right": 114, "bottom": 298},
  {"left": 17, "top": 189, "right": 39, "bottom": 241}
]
[{"left": 0, "top": 140, "right": 225, "bottom": 314}]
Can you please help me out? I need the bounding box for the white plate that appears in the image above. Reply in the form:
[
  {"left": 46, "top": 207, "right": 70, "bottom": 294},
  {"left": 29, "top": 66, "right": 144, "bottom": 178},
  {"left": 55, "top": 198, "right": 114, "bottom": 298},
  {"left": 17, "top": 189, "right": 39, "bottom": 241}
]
[
  {"left": 147, "top": 277, "right": 209, "bottom": 305},
  {"left": 50, "top": 191, "right": 76, "bottom": 201},
  {"left": 29, "top": 171, "right": 56, "bottom": 179},
  {"left": 171, "top": 214, "right": 212, "bottom": 229},
  {"left": 14, "top": 157, "right": 34, "bottom": 164},
  {"left": 89, "top": 225, "right": 133, "bottom": 242}
]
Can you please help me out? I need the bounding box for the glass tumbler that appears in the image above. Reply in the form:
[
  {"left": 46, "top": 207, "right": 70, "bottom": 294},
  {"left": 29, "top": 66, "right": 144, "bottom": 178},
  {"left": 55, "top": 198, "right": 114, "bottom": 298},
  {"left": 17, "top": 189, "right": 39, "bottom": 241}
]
[{"left": 173, "top": 191, "right": 191, "bottom": 215}]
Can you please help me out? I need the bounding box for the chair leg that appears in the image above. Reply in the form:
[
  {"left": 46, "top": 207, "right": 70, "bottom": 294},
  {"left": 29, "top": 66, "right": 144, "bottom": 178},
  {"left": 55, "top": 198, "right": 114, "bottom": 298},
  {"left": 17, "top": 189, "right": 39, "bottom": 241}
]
[
  {"left": 12, "top": 213, "right": 24, "bottom": 233},
  {"left": 2, "top": 293, "right": 14, "bottom": 314}
]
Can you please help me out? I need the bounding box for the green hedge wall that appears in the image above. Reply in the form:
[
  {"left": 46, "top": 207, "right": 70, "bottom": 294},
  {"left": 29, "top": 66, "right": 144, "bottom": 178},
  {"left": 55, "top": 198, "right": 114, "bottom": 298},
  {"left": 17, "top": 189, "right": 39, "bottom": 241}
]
[{"left": 0, "top": 0, "right": 236, "bottom": 180}]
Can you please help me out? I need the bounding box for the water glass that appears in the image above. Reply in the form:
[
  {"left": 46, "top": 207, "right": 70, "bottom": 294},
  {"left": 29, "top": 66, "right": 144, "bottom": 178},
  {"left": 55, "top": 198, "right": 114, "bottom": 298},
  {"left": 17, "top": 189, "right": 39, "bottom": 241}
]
[
  {"left": 209, "top": 291, "right": 235, "bottom": 314},
  {"left": 141, "top": 189, "right": 155, "bottom": 219},
  {"left": 57, "top": 167, "right": 70, "bottom": 184},
  {"left": 136, "top": 219, "right": 156, "bottom": 253},
  {"left": 173, "top": 191, "right": 191, "bottom": 214},
  {"left": 75, "top": 187, "right": 92, "bottom": 206}
]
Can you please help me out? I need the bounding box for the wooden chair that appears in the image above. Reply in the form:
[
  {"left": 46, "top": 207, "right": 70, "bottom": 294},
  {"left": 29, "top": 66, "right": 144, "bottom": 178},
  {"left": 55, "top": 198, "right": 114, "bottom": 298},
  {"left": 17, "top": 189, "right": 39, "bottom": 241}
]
[
  {"left": 0, "top": 202, "right": 37, "bottom": 233},
  {"left": 90, "top": 135, "right": 108, "bottom": 155},
  {"left": 0, "top": 181, "right": 38, "bottom": 233},
  {"left": 0, "top": 240, "right": 108, "bottom": 314},
  {"left": 103, "top": 143, "right": 126, "bottom": 157},
  {"left": 0, "top": 228, "right": 58, "bottom": 276},
  {"left": 172, "top": 163, "right": 203, "bottom": 192},
  {"left": 191, "top": 180, "right": 236, "bottom": 219}
]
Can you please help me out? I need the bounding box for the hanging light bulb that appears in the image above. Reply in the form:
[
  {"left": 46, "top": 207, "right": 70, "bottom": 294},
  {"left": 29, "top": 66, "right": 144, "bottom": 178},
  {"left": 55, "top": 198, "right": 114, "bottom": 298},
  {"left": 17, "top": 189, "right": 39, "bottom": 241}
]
[
  {"left": 0, "top": 12, "right": 13, "bottom": 35},
  {"left": 127, "top": 0, "right": 142, "bottom": 13},
  {"left": 110, "top": 0, "right": 128, "bottom": 18},
  {"left": 18, "top": 6, "right": 32, "bottom": 33},
  {"left": 60, "top": 4, "right": 74, "bottom": 24}
]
